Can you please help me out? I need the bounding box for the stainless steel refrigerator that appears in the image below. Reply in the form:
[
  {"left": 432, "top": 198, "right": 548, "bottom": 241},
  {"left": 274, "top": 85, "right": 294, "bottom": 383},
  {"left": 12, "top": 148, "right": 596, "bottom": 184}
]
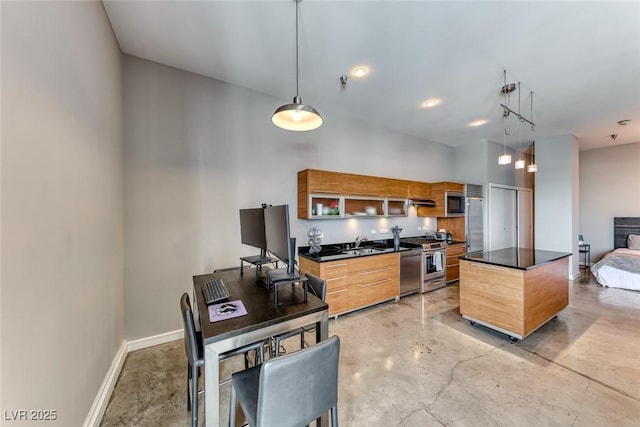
[{"left": 465, "top": 184, "right": 484, "bottom": 253}]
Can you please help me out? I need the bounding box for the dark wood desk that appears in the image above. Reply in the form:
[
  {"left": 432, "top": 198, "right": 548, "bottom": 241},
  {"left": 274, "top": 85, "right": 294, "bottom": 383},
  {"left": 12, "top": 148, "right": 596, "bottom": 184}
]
[{"left": 193, "top": 269, "right": 329, "bottom": 427}]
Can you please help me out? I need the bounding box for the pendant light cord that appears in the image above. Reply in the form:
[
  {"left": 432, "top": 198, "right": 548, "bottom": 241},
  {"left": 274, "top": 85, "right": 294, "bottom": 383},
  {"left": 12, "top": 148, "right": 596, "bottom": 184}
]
[
  {"left": 503, "top": 71, "right": 508, "bottom": 154},
  {"left": 295, "top": 0, "right": 299, "bottom": 98}
]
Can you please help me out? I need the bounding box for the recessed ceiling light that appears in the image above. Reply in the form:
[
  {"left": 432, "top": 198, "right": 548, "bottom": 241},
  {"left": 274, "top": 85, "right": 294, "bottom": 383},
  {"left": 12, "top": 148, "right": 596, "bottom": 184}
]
[
  {"left": 421, "top": 99, "right": 441, "bottom": 108},
  {"left": 469, "top": 119, "right": 487, "bottom": 127},
  {"left": 352, "top": 67, "right": 368, "bottom": 77}
]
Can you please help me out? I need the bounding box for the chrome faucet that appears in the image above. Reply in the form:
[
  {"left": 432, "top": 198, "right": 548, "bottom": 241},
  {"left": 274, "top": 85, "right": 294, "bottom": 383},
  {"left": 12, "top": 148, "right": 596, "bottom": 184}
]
[{"left": 354, "top": 235, "right": 368, "bottom": 248}]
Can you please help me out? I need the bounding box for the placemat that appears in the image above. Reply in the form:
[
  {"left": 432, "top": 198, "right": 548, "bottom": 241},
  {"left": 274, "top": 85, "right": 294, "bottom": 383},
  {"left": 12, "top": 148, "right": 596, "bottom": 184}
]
[{"left": 208, "top": 300, "right": 248, "bottom": 322}]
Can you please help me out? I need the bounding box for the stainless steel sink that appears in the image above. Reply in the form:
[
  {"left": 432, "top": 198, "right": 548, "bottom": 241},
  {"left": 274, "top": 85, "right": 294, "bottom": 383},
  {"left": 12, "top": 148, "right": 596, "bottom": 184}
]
[{"left": 341, "top": 248, "right": 383, "bottom": 255}]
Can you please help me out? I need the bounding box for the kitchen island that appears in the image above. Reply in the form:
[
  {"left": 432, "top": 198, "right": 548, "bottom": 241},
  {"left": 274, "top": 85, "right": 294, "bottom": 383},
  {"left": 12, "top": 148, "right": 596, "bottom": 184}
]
[{"left": 459, "top": 248, "right": 571, "bottom": 340}]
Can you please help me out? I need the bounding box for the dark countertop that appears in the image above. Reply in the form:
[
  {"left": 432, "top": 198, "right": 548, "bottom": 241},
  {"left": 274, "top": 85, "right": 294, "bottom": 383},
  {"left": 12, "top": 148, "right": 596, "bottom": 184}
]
[
  {"left": 299, "top": 237, "right": 468, "bottom": 262},
  {"left": 299, "top": 239, "right": 413, "bottom": 262},
  {"left": 460, "top": 247, "right": 572, "bottom": 270}
]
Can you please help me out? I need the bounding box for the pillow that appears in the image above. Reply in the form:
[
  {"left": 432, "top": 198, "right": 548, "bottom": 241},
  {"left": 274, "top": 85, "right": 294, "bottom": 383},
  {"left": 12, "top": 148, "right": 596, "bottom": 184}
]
[{"left": 628, "top": 234, "right": 640, "bottom": 250}]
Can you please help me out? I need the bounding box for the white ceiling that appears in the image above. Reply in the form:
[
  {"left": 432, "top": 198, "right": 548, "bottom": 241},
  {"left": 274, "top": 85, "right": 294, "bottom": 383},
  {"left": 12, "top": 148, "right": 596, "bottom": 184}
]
[{"left": 103, "top": 0, "right": 640, "bottom": 151}]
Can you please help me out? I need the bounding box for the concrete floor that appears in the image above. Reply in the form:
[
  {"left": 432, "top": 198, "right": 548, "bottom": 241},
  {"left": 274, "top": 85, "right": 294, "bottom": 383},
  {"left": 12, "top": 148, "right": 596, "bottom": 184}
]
[{"left": 101, "top": 274, "right": 640, "bottom": 426}]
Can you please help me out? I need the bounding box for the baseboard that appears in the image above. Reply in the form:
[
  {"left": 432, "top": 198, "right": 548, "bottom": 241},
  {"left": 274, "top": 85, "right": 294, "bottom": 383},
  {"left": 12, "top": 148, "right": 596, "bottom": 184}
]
[
  {"left": 83, "top": 340, "right": 127, "bottom": 427},
  {"left": 127, "top": 329, "right": 183, "bottom": 352},
  {"left": 84, "top": 329, "right": 184, "bottom": 426}
]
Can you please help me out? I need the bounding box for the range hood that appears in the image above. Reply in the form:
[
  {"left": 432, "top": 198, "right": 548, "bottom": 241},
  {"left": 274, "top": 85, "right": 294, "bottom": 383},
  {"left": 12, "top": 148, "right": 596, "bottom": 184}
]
[{"left": 410, "top": 199, "right": 436, "bottom": 207}]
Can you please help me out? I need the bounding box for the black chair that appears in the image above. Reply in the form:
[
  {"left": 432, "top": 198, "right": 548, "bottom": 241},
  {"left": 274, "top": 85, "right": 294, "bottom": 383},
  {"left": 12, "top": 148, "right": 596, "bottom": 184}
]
[
  {"left": 180, "top": 293, "right": 265, "bottom": 427},
  {"left": 229, "top": 335, "right": 340, "bottom": 427},
  {"left": 269, "top": 273, "right": 327, "bottom": 357}
]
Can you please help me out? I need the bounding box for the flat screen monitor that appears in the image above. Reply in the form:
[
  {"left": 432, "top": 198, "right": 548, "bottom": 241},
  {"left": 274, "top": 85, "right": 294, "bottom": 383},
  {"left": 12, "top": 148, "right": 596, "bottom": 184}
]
[
  {"left": 239, "top": 208, "right": 267, "bottom": 253},
  {"left": 264, "top": 204, "right": 296, "bottom": 274}
]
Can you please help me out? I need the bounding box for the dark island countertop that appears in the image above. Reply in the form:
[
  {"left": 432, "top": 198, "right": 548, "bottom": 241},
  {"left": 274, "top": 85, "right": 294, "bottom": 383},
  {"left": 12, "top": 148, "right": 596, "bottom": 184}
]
[{"left": 460, "top": 247, "right": 571, "bottom": 270}]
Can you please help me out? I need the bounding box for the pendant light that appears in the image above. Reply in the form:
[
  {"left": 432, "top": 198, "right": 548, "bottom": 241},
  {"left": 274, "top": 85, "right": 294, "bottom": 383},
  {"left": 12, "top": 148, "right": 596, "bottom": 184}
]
[
  {"left": 272, "top": 0, "right": 323, "bottom": 131},
  {"left": 527, "top": 140, "right": 538, "bottom": 173},
  {"left": 514, "top": 83, "right": 525, "bottom": 169},
  {"left": 527, "top": 93, "right": 537, "bottom": 173},
  {"left": 498, "top": 71, "right": 512, "bottom": 165}
]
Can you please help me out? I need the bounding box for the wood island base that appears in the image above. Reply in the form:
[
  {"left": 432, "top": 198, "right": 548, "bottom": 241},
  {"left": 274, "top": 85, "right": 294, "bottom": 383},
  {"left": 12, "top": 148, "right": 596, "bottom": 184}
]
[{"left": 459, "top": 250, "right": 570, "bottom": 340}]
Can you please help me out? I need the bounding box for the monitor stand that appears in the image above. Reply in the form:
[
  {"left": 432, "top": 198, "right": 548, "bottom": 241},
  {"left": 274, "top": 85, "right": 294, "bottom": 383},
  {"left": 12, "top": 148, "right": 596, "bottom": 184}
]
[
  {"left": 240, "top": 249, "right": 278, "bottom": 283},
  {"left": 265, "top": 267, "right": 300, "bottom": 283}
]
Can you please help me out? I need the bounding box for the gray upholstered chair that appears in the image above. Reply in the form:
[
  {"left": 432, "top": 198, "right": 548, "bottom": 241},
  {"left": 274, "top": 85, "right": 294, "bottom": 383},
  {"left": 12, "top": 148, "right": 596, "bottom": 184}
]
[
  {"left": 229, "top": 335, "right": 340, "bottom": 427},
  {"left": 180, "top": 293, "right": 265, "bottom": 427},
  {"left": 269, "top": 272, "right": 327, "bottom": 357}
]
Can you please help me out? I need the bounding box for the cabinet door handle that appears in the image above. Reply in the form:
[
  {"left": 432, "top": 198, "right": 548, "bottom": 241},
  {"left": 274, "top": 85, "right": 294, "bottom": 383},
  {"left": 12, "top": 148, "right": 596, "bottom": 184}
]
[
  {"left": 469, "top": 263, "right": 507, "bottom": 272},
  {"left": 359, "top": 278, "right": 392, "bottom": 287},
  {"left": 325, "top": 263, "right": 347, "bottom": 269},
  {"left": 359, "top": 267, "right": 392, "bottom": 275},
  {"left": 328, "top": 288, "right": 347, "bottom": 295},
  {"left": 448, "top": 262, "right": 459, "bottom": 268},
  {"left": 326, "top": 276, "right": 347, "bottom": 282}
]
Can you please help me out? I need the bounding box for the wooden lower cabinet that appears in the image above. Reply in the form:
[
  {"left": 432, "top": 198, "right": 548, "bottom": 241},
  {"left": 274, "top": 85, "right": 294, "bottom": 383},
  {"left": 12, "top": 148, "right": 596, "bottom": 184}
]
[
  {"left": 445, "top": 243, "right": 466, "bottom": 282},
  {"left": 299, "top": 253, "right": 399, "bottom": 317}
]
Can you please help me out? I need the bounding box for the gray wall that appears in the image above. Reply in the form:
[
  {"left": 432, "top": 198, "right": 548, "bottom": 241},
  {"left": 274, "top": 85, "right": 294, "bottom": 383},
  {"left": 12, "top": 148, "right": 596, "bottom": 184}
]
[
  {"left": 580, "top": 142, "right": 640, "bottom": 260},
  {"left": 454, "top": 139, "right": 534, "bottom": 191},
  {"left": 454, "top": 140, "right": 488, "bottom": 186},
  {"left": 534, "top": 135, "right": 580, "bottom": 276},
  {"left": 1, "top": 1, "right": 124, "bottom": 425},
  {"left": 454, "top": 139, "right": 534, "bottom": 252},
  {"left": 123, "top": 55, "right": 453, "bottom": 341}
]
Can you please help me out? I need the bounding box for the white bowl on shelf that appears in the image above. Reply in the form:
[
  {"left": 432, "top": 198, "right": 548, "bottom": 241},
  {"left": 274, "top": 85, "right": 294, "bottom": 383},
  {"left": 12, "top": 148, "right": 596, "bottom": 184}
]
[{"left": 364, "top": 206, "right": 377, "bottom": 215}]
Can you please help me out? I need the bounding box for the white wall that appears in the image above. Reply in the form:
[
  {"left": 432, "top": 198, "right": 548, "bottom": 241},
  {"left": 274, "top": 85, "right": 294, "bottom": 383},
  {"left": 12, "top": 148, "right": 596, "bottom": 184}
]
[
  {"left": 534, "top": 135, "right": 580, "bottom": 276},
  {"left": 580, "top": 142, "right": 640, "bottom": 260},
  {"left": 1, "top": 2, "right": 124, "bottom": 425},
  {"left": 123, "top": 55, "right": 453, "bottom": 340}
]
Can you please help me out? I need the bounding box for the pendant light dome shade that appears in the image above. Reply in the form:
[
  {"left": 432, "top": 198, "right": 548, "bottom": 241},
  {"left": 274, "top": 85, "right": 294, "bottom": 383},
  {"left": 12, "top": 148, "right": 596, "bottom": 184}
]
[
  {"left": 272, "top": 0, "right": 322, "bottom": 132},
  {"left": 272, "top": 96, "right": 323, "bottom": 131}
]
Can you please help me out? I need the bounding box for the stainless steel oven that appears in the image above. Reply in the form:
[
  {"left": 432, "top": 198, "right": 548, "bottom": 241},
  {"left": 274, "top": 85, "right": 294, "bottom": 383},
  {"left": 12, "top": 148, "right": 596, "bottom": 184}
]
[
  {"left": 400, "top": 238, "right": 447, "bottom": 292},
  {"left": 422, "top": 243, "right": 447, "bottom": 292}
]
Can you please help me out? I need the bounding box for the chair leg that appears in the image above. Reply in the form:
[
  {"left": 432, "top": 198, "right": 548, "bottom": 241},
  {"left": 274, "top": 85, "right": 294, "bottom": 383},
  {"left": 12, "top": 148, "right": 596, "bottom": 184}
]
[
  {"left": 229, "top": 384, "right": 237, "bottom": 427},
  {"left": 186, "top": 363, "right": 192, "bottom": 411},
  {"left": 257, "top": 343, "right": 264, "bottom": 364},
  {"left": 269, "top": 337, "right": 276, "bottom": 358},
  {"left": 190, "top": 365, "right": 199, "bottom": 427},
  {"left": 275, "top": 336, "right": 281, "bottom": 357},
  {"left": 243, "top": 352, "right": 250, "bottom": 370},
  {"left": 331, "top": 406, "right": 338, "bottom": 427},
  {"left": 300, "top": 330, "right": 305, "bottom": 349}
]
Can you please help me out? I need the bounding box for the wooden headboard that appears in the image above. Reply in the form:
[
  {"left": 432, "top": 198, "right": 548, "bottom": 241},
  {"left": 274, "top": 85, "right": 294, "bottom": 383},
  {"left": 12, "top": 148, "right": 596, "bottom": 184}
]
[{"left": 614, "top": 217, "right": 640, "bottom": 249}]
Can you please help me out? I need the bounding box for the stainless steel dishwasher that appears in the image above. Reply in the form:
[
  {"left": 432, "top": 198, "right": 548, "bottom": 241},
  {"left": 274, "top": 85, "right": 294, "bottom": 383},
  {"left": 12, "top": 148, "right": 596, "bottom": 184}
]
[{"left": 400, "top": 248, "right": 423, "bottom": 297}]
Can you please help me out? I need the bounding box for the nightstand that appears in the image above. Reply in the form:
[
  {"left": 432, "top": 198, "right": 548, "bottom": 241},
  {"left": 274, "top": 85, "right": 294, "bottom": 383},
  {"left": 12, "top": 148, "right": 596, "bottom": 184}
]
[{"left": 579, "top": 243, "right": 591, "bottom": 268}]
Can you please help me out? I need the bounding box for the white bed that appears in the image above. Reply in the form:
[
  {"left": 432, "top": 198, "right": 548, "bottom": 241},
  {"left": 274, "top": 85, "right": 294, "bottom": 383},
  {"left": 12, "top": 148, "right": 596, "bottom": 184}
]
[
  {"left": 591, "top": 248, "right": 640, "bottom": 291},
  {"left": 590, "top": 218, "right": 640, "bottom": 291}
]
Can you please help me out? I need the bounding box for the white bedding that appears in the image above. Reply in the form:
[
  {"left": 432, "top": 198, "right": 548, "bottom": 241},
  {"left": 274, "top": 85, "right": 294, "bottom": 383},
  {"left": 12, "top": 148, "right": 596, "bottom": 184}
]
[{"left": 590, "top": 248, "right": 640, "bottom": 291}]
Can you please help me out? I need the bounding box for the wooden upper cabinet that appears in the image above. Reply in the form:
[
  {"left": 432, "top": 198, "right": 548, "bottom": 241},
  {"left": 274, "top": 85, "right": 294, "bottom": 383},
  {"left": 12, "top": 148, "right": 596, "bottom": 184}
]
[
  {"left": 416, "top": 182, "right": 465, "bottom": 217},
  {"left": 298, "top": 169, "right": 343, "bottom": 219},
  {"left": 407, "top": 181, "right": 431, "bottom": 199},
  {"left": 418, "top": 182, "right": 444, "bottom": 217},
  {"left": 298, "top": 169, "right": 451, "bottom": 219},
  {"left": 384, "top": 179, "right": 409, "bottom": 198},
  {"left": 444, "top": 182, "right": 464, "bottom": 193},
  {"left": 306, "top": 169, "right": 342, "bottom": 193},
  {"left": 342, "top": 174, "right": 385, "bottom": 196}
]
